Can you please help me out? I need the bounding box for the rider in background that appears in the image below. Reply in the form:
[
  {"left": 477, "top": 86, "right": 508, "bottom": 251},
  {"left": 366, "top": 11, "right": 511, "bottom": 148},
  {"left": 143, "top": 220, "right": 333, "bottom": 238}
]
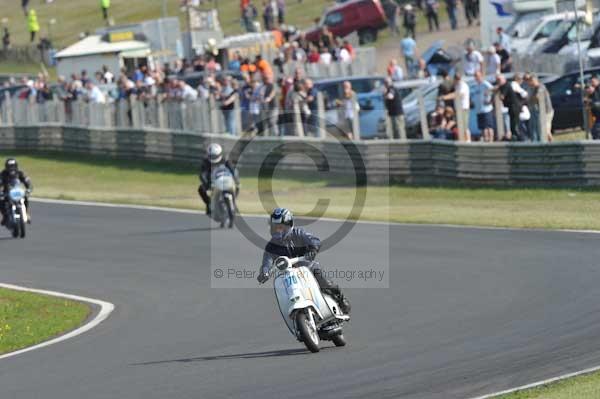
[
  {"left": 198, "top": 143, "right": 239, "bottom": 215},
  {"left": 0, "top": 158, "right": 33, "bottom": 225},
  {"left": 257, "top": 207, "right": 351, "bottom": 314}
]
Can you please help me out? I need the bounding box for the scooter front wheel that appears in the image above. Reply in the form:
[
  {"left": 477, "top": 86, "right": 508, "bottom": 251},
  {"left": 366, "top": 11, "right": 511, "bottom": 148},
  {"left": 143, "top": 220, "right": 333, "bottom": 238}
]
[{"left": 296, "top": 310, "right": 320, "bottom": 353}]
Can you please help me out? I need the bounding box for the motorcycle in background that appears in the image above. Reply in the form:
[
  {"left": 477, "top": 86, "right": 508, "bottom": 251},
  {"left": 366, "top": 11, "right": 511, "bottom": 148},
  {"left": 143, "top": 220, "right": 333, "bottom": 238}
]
[
  {"left": 264, "top": 256, "right": 350, "bottom": 353},
  {"left": 4, "top": 179, "right": 29, "bottom": 239},
  {"left": 210, "top": 164, "right": 236, "bottom": 229}
]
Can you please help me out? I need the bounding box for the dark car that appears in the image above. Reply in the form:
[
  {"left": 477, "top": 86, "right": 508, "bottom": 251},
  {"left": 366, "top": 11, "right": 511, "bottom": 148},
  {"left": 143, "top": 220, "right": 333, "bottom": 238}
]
[{"left": 545, "top": 67, "right": 600, "bottom": 131}]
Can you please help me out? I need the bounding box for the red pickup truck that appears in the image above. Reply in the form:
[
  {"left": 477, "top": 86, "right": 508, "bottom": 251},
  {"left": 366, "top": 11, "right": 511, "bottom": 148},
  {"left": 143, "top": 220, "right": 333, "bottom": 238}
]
[{"left": 304, "top": 0, "right": 388, "bottom": 45}]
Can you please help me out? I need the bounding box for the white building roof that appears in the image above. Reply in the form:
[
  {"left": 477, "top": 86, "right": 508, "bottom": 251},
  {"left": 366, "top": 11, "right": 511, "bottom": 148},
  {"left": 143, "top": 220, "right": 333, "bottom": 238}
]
[{"left": 55, "top": 35, "right": 150, "bottom": 59}]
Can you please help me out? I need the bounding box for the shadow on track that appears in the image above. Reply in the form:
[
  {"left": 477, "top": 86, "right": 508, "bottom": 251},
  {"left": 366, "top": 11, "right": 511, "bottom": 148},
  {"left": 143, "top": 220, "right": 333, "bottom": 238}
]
[{"left": 132, "top": 348, "right": 326, "bottom": 365}]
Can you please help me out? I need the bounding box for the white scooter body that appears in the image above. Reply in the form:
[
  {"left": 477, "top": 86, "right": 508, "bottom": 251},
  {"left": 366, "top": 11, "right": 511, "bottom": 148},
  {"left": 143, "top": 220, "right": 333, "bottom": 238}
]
[{"left": 270, "top": 256, "right": 349, "bottom": 351}]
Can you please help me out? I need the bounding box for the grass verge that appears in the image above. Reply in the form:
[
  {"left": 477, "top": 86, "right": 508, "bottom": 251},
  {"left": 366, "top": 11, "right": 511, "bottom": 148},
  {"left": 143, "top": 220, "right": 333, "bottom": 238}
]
[
  {"left": 495, "top": 370, "right": 600, "bottom": 398},
  {"left": 0, "top": 287, "right": 90, "bottom": 355},
  {"left": 4, "top": 150, "right": 600, "bottom": 231}
]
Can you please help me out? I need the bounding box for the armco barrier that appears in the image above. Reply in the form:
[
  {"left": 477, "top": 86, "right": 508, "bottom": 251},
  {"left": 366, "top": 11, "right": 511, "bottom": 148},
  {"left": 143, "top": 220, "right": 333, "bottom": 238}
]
[{"left": 1, "top": 125, "right": 600, "bottom": 186}]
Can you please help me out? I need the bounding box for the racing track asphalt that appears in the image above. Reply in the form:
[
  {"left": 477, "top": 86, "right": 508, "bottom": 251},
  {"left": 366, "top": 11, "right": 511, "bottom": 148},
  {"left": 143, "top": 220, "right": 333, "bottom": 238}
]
[{"left": 1, "top": 202, "right": 600, "bottom": 399}]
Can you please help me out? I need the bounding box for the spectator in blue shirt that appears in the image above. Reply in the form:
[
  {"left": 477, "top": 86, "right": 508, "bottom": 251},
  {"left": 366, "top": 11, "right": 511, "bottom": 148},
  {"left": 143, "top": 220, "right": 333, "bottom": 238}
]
[
  {"left": 401, "top": 35, "right": 417, "bottom": 77},
  {"left": 471, "top": 71, "right": 494, "bottom": 142}
]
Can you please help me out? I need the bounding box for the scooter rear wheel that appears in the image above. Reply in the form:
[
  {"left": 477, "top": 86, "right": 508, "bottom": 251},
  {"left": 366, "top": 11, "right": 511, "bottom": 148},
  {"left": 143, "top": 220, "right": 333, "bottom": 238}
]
[{"left": 332, "top": 333, "right": 346, "bottom": 347}]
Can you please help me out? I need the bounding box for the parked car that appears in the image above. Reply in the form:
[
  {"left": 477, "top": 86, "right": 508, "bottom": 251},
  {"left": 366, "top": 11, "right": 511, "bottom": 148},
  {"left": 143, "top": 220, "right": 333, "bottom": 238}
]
[
  {"left": 420, "top": 40, "right": 458, "bottom": 77},
  {"left": 314, "top": 75, "right": 429, "bottom": 139},
  {"left": 545, "top": 67, "right": 600, "bottom": 131},
  {"left": 403, "top": 73, "right": 556, "bottom": 139},
  {"left": 508, "top": 12, "right": 572, "bottom": 54},
  {"left": 304, "top": 0, "right": 387, "bottom": 45},
  {"left": 537, "top": 14, "right": 589, "bottom": 54}
]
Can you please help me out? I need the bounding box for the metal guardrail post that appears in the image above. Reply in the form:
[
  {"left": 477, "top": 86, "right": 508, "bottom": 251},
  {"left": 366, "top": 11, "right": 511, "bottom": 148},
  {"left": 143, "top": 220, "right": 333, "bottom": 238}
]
[
  {"left": 209, "top": 95, "right": 219, "bottom": 134},
  {"left": 494, "top": 93, "right": 504, "bottom": 141},
  {"left": 157, "top": 100, "right": 167, "bottom": 129},
  {"left": 454, "top": 93, "right": 465, "bottom": 142},
  {"left": 292, "top": 98, "right": 305, "bottom": 137},
  {"left": 418, "top": 91, "right": 430, "bottom": 140},
  {"left": 352, "top": 97, "right": 360, "bottom": 141},
  {"left": 538, "top": 87, "right": 548, "bottom": 143},
  {"left": 4, "top": 92, "right": 13, "bottom": 125},
  {"left": 181, "top": 101, "right": 188, "bottom": 131},
  {"left": 233, "top": 96, "right": 242, "bottom": 136},
  {"left": 316, "top": 91, "right": 326, "bottom": 140},
  {"left": 130, "top": 97, "right": 140, "bottom": 128}
]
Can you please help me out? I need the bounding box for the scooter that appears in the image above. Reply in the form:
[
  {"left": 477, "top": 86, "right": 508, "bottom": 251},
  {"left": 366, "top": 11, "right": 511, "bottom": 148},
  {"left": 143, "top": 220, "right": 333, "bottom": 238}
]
[{"left": 265, "top": 256, "right": 350, "bottom": 353}]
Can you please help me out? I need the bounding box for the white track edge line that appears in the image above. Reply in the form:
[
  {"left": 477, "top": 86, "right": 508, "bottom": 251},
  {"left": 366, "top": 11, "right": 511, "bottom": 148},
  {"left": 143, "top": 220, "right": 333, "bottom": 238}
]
[
  {"left": 468, "top": 364, "right": 600, "bottom": 398},
  {"left": 31, "top": 197, "right": 600, "bottom": 235},
  {"left": 0, "top": 283, "right": 115, "bottom": 360}
]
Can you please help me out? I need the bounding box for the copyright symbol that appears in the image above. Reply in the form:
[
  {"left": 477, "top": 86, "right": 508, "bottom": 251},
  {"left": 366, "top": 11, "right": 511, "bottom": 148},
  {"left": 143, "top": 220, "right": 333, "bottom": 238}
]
[{"left": 213, "top": 268, "right": 224, "bottom": 278}]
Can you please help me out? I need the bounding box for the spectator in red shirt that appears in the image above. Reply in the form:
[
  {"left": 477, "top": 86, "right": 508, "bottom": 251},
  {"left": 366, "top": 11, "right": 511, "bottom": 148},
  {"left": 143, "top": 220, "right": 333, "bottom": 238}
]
[{"left": 307, "top": 45, "right": 320, "bottom": 63}]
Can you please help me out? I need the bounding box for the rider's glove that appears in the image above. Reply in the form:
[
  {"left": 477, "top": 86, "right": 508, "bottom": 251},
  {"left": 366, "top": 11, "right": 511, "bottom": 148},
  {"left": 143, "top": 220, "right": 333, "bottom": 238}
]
[
  {"left": 257, "top": 271, "right": 269, "bottom": 284},
  {"left": 305, "top": 248, "right": 318, "bottom": 262}
]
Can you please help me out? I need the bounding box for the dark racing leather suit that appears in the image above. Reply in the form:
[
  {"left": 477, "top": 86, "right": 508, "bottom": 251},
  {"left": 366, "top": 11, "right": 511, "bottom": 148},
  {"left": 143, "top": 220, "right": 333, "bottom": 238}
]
[
  {"left": 0, "top": 169, "right": 32, "bottom": 223},
  {"left": 260, "top": 226, "right": 350, "bottom": 313}
]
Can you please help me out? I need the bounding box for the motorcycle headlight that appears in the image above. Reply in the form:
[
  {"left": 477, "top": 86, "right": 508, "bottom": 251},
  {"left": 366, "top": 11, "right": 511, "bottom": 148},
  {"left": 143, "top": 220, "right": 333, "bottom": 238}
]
[{"left": 8, "top": 188, "right": 24, "bottom": 201}]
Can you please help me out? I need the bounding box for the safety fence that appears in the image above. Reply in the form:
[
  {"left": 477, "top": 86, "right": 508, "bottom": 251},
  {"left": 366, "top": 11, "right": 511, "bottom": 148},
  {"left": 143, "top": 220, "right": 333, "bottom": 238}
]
[
  {"left": 1, "top": 124, "right": 600, "bottom": 186},
  {"left": 0, "top": 82, "right": 554, "bottom": 143}
]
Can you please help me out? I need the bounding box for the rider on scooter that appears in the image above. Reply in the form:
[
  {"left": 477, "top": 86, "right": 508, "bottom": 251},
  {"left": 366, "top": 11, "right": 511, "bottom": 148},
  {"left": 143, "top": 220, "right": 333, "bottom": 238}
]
[
  {"left": 198, "top": 143, "right": 239, "bottom": 215},
  {"left": 0, "top": 158, "right": 32, "bottom": 226},
  {"left": 257, "top": 207, "right": 351, "bottom": 314}
]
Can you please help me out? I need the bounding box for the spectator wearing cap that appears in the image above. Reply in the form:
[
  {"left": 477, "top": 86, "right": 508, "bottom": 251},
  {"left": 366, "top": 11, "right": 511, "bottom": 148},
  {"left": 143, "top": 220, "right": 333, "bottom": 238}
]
[
  {"left": 462, "top": 40, "right": 483, "bottom": 77},
  {"left": 384, "top": 77, "right": 406, "bottom": 139},
  {"left": 484, "top": 46, "right": 500, "bottom": 76}
]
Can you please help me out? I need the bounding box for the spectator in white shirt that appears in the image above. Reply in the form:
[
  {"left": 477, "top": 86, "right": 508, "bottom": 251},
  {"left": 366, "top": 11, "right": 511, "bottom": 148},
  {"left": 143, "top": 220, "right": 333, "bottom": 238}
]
[
  {"left": 463, "top": 41, "right": 483, "bottom": 77},
  {"left": 484, "top": 46, "right": 501, "bottom": 76},
  {"left": 441, "top": 72, "right": 470, "bottom": 141},
  {"left": 179, "top": 81, "right": 198, "bottom": 101},
  {"left": 339, "top": 47, "right": 351, "bottom": 63},
  {"left": 319, "top": 47, "right": 332, "bottom": 65},
  {"left": 387, "top": 59, "right": 404, "bottom": 82},
  {"left": 85, "top": 81, "right": 106, "bottom": 104}
]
